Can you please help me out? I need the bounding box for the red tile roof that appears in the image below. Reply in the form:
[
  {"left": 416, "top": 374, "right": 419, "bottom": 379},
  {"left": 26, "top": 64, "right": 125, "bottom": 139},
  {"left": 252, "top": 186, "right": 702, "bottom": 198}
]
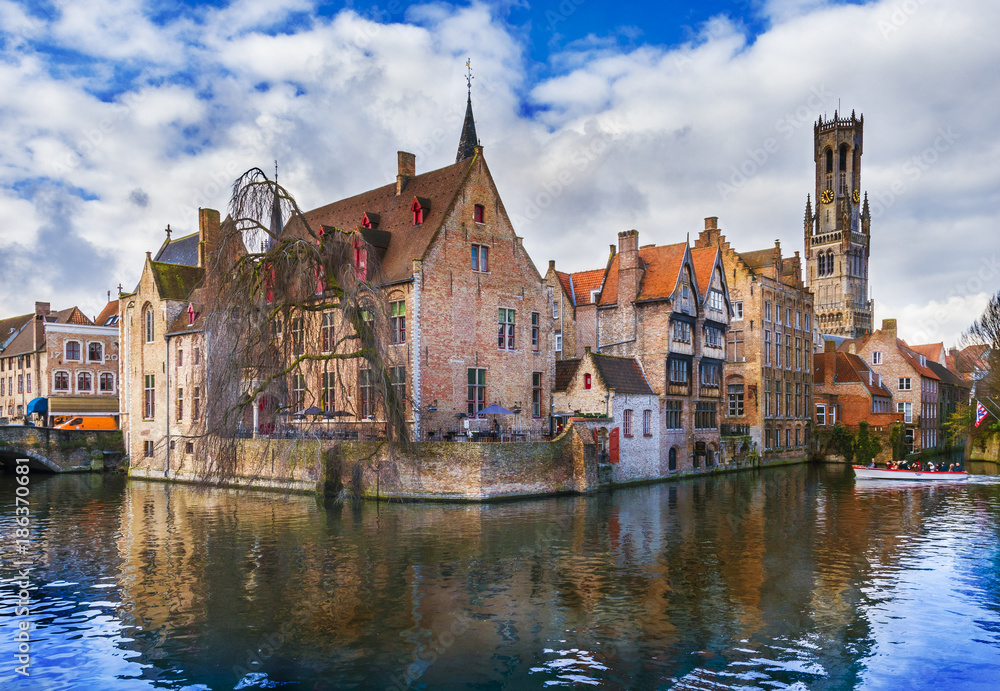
[
  {"left": 555, "top": 271, "right": 573, "bottom": 301},
  {"left": 599, "top": 242, "right": 687, "bottom": 306},
  {"left": 299, "top": 156, "right": 477, "bottom": 284},
  {"left": 690, "top": 246, "right": 719, "bottom": 299},
  {"left": 570, "top": 269, "right": 606, "bottom": 306},
  {"left": 897, "top": 340, "right": 939, "bottom": 380},
  {"left": 815, "top": 351, "right": 893, "bottom": 397},
  {"left": 95, "top": 300, "right": 119, "bottom": 326},
  {"left": 908, "top": 342, "right": 944, "bottom": 365}
]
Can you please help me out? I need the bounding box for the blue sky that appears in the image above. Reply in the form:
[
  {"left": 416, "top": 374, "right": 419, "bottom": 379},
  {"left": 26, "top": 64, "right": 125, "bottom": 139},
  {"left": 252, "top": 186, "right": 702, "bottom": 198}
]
[{"left": 0, "top": 0, "right": 997, "bottom": 347}]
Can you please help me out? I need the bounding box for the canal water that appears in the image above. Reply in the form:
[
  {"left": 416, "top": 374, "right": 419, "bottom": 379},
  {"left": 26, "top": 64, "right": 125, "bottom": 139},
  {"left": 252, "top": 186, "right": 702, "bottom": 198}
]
[{"left": 2, "top": 464, "right": 999, "bottom": 690}]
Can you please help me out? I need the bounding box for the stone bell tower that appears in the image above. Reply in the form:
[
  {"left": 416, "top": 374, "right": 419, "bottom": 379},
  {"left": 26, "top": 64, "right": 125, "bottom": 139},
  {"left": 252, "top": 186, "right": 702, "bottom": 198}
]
[{"left": 803, "top": 110, "right": 873, "bottom": 337}]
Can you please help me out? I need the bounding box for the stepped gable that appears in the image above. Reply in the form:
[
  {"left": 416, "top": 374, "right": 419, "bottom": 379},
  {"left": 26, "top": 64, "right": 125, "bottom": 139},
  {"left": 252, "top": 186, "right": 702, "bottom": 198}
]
[
  {"left": 591, "top": 353, "right": 654, "bottom": 395},
  {"left": 599, "top": 242, "right": 686, "bottom": 306},
  {"left": 300, "top": 157, "right": 476, "bottom": 284}
]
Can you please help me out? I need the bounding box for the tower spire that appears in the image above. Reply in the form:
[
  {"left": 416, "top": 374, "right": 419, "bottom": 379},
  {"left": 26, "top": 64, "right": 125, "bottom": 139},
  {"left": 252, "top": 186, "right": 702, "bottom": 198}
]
[
  {"left": 456, "top": 58, "right": 478, "bottom": 163},
  {"left": 269, "top": 160, "right": 283, "bottom": 246}
]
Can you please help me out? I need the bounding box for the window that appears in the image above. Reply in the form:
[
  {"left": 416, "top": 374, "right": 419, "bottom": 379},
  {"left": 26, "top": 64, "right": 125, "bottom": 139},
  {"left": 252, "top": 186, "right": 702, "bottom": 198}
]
[
  {"left": 897, "top": 401, "right": 913, "bottom": 424},
  {"left": 899, "top": 377, "right": 911, "bottom": 391},
  {"left": 358, "top": 369, "right": 375, "bottom": 418},
  {"left": 54, "top": 371, "right": 69, "bottom": 391},
  {"left": 65, "top": 341, "right": 81, "bottom": 360},
  {"left": 732, "top": 301, "right": 743, "bottom": 320},
  {"left": 584, "top": 373, "right": 592, "bottom": 389},
  {"left": 796, "top": 428, "right": 801, "bottom": 447},
  {"left": 872, "top": 352, "right": 883, "bottom": 365},
  {"left": 17, "top": 374, "right": 23, "bottom": 393},
  {"left": 704, "top": 325, "right": 722, "bottom": 348},
  {"left": 292, "top": 317, "right": 304, "bottom": 355},
  {"left": 816, "top": 404, "right": 825, "bottom": 426},
  {"left": 555, "top": 332, "right": 563, "bottom": 353},
  {"left": 668, "top": 447, "right": 677, "bottom": 471},
  {"left": 88, "top": 342, "right": 103, "bottom": 362},
  {"left": 25, "top": 374, "right": 30, "bottom": 393},
  {"left": 185, "top": 442, "right": 194, "bottom": 454},
  {"left": 805, "top": 313, "right": 811, "bottom": 331},
  {"left": 144, "top": 307, "right": 154, "bottom": 343},
  {"left": 531, "top": 313, "right": 540, "bottom": 351},
  {"left": 321, "top": 311, "right": 335, "bottom": 352},
  {"left": 473, "top": 204, "right": 484, "bottom": 223},
  {"left": 672, "top": 320, "right": 691, "bottom": 343},
  {"left": 764, "top": 301, "right": 772, "bottom": 322},
  {"left": 144, "top": 440, "right": 154, "bottom": 458},
  {"left": 2, "top": 378, "right": 5, "bottom": 395},
  {"left": 144, "top": 374, "right": 155, "bottom": 419},
  {"left": 194, "top": 348, "right": 200, "bottom": 365},
  {"left": 95, "top": 372, "right": 113, "bottom": 393},
  {"left": 322, "top": 371, "right": 336, "bottom": 412},
  {"left": 764, "top": 331, "right": 772, "bottom": 365},
  {"left": 796, "top": 311, "right": 801, "bottom": 329},
  {"left": 292, "top": 374, "right": 306, "bottom": 409},
  {"left": 727, "top": 330, "right": 744, "bottom": 362},
  {"left": 728, "top": 384, "right": 744, "bottom": 417},
  {"left": 177, "top": 388, "right": 184, "bottom": 421},
  {"left": 390, "top": 301, "right": 406, "bottom": 344},
  {"left": 695, "top": 402, "right": 717, "bottom": 429},
  {"left": 623, "top": 409, "right": 634, "bottom": 437},
  {"left": 411, "top": 198, "right": 425, "bottom": 225},
  {"left": 193, "top": 387, "right": 201, "bottom": 421},
  {"left": 786, "top": 307, "right": 792, "bottom": 325},
  {"left": 665, "top": 400, "right": 682, "bottom": 429},
  {"left": 532, "top": 372, "right": 542, "bottom": 417},
  {"left": 552, "top": 301, "right": 559, "bottom": 319},
  {"left": 467, "top": 368, "right": 486, "bottom": 417},
  {"left": 668, "top": 358, "right": 689, "bottom": 385},
  {"left": 498, "top": 308, "right": 515, "bottom": 350},
  {"left": 829, "top": 405, "right": 837, "bottom": 425},
  {"left": 389, "top": 366, "right": 406, "bottom": 406},
  {"left": 775, "top": 333, "right": 782, "bottom": 368},
  {"left": 764, "top": 379, "right": 771, "bottom": 417},
  {"left": 472, "top": 244, "right": 489, "bottom": 272},
  {"left": 785, "top": 335, "right": 792, "bottom": 371},
  {"left": 77, "top": 372, "right": 92, "bottom": 392},
  {"left": 709, "top": 290, "right": 725, "bottom": 312},
  {"left": 177, "top": 348, "right": 184, "bottom": 367},
  {"left": 700, "top": 361, "right": 721, "bottom": 388},
  {"left": 795, "top": 338, "right": 802, "bottom": 369},
  {"left": 643, "top": 409, "right": 652, "bottom": 436},
  {"left": 795, "top": 383, "right": 802, "bottom": 417},
  {"left": 786, "top": 381, "right": 792, "bottom": 418}
]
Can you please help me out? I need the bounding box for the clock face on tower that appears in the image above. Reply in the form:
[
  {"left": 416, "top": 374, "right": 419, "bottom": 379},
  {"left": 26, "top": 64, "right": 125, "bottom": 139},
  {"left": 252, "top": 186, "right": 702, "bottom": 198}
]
[
  {"left": 853, "top": 189, "right": 861, "bottom": 203},
  {"left": 821, "top": 189, "right": 834, "bottom": 204}
]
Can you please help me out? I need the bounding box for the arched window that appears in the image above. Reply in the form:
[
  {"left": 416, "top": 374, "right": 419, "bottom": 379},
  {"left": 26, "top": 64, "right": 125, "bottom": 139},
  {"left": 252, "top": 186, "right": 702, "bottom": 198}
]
[
  {"left": 825, "top": 148, "right": 833, "bottom": 174},
  {"left": 54, "top": 371, "right": 69, "bottom": 391},
  {"left": 144, "top": 306, "right": 154, "bottom": 343},
  {"left": 65, "top": 341, "right": 81, "bottom": 360},
  {"left": 584, "top": 373, "right": 592, "bottom": 389},
  {"left": 77, "top": 371, "right": 92, "bottom": 392},
  {"left": 88, "top": 342, "right": 103, "bottom": 362},
  {"left": 826, "top": 250, "right": 835, "bottom": 275},
  {"left": 669, "top": 447, "right": 677, "bottom": 472}
]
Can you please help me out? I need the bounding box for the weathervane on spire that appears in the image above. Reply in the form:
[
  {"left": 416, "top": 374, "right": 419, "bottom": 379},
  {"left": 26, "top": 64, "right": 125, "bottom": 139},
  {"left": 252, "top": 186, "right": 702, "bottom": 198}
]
[
  {"left": 274, "top": 159, "right": 278, "bottom": 183},
  {"left": 465, "top": 58, "right": 473, "bottom": 97}
]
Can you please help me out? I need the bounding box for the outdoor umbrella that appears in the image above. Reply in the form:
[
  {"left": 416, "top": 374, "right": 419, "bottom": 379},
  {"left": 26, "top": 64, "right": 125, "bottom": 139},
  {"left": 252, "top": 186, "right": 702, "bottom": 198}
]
[{"left": 478, "top": 404, "right": 513, "bottom": 415}]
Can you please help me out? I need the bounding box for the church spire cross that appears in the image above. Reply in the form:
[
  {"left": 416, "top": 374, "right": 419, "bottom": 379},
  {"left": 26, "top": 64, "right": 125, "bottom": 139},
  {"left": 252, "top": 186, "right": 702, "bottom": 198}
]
[
  {"left": 456, "top": 58, "right": 479, "bottom": 163},
  {"left": 465, "top": 57, "right": 473, "bottom": 96}
]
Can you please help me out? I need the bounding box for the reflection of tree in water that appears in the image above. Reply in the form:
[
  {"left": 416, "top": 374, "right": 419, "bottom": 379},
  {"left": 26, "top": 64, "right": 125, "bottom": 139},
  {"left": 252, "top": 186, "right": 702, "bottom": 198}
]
[{"left": 200, "top": 169, "right": 409, "bottom": 489}]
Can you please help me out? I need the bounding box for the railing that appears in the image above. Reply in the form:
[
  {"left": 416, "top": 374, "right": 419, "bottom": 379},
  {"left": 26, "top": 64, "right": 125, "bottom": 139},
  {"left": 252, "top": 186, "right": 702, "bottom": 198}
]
[
  {"left": 721, "top": 423, "right": 750, "bottom": 437},
  {"left": 812, "top": 231, "right": 842, "bottom": 246}
]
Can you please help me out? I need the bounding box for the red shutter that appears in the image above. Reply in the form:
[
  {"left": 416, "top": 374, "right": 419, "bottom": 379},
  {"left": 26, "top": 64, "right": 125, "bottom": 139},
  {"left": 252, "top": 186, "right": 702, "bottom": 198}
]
[{"left": 609, "top": 428, "right": 620, "bottom": 464}]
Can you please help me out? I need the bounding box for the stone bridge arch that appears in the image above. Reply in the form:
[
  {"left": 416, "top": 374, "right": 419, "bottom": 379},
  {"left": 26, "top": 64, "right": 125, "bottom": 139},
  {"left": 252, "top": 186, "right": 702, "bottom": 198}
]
[{"left": 0, "top": 426, "right": 124, "bottom": 472}]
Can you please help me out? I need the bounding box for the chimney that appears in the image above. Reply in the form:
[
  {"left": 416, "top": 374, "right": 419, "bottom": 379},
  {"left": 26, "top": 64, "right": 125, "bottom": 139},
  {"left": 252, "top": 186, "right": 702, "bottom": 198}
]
[
  {"left": 396, "top": 151, "right": 415, "bottom": 195},
  {"left": 617, "top": 229, "right": 641, "bottom": 306},
  {"left": 704, "top": 216, "right": 718, "bottom": 230},
  {"left": 33, "top": 302, "right": 50, "bottom": 351},
  {"left": 35, "top": 301, "right": 50, "bottom": 317},
  {"left": 848, "top": 342, "right": 856, "bottom": 354},
  {"left": 881, "top": 318, "right": 897, "bottom": 338},
  {"left": 198, "top": 208, "right": 221, "bottom": 269},
  {"left": 548, "top": 260, "right": 555, "bottom": 271},
  {"left": 824, "top": 339, "right": 836, "bottom": 353}
]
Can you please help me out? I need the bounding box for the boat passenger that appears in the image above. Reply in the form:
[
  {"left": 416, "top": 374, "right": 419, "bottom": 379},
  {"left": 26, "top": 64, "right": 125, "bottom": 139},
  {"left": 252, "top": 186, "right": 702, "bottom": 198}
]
[
  {"left": 948, "top": 463, "right": 956, "bottom": 471},
  {"left": 927, "top": 462, "right": 936, "bottom": 472}
]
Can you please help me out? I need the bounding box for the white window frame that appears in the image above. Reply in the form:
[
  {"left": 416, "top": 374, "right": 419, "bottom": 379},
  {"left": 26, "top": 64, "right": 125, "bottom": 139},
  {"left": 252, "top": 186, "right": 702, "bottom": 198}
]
[
  {"left": 732, "top": 301, "right": 743, "bottom": 320},
  {"left": 872, "top": 351, "right": 883, "bottom": 365}
]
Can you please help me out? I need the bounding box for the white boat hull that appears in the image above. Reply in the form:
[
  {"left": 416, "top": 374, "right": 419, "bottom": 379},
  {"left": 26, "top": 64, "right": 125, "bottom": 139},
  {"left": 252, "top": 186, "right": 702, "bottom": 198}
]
[{"left": 852, "top": 465, "right": 968, "bottom": 481}]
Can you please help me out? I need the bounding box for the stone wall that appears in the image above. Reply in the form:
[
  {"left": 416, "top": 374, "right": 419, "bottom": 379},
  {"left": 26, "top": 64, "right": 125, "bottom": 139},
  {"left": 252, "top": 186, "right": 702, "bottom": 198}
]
[{"left": 0, "top": 426, "right": 125, "bottom": 472}]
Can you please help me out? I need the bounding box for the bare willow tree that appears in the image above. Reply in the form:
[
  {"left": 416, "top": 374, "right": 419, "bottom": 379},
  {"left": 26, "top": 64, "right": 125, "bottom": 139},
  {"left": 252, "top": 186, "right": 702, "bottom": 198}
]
[
  {"left": 199, "top": 168, "right": 410, "bottom": 489},
  {"left": 959, "top": 289, "right": 1000, "bottom": 441}
]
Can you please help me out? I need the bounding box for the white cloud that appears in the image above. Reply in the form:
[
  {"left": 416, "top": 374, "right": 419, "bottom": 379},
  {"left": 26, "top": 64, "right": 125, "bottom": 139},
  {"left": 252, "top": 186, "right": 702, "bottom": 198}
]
[{"left": 0, "top": 0, "right": 997, "bottom": 343}]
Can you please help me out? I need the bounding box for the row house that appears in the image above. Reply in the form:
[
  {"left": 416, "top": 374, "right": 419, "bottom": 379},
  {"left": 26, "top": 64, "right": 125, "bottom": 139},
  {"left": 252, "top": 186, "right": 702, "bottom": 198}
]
[
  {"left": 813, "top": 341, "right": 902, "bottom": 461},
  {"left": 119, "top": 210, "right": 220, "bottom": 469},
  {"left": 0, "top": 302, "right": 119, "bottom": 425},
  {"left": 838, "top": 319, "right": 941, "bottom": 453},
  {"left": 544, "top": 262, "right": 606, "bottom": 361},
  {"left": 573, "top": 228, "right": 733, "bottom": 472},
  {"left": 908, "top": 342, "right": 972, "bottom": 445},
  {"left": 274, "top": 97, "right": 555, "bottom": 439},
  {"left": 694, "top": 218, "right": 816, "bottom": 461}
]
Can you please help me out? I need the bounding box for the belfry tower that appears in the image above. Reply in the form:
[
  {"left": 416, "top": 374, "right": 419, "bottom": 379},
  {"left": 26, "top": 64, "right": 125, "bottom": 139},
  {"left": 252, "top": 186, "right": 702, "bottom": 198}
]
[{"left": 803, "top": 110, "right": 873, "bottom": 337}]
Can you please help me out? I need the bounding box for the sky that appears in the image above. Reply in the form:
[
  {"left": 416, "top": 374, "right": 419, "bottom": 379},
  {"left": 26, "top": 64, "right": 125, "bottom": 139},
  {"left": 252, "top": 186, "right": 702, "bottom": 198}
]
[{"left": 0, "top": 0, "right": 998, "bottom": 347}]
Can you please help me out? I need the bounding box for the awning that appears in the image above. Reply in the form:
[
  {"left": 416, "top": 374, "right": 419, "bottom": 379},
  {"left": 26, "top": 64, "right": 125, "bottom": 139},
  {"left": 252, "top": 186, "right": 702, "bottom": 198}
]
[
  {"left": 48, "top": 396, "right": 120, "bottom": 415},
  {"left": 25, "top": 397, "right": 47, "bottom": 415}
]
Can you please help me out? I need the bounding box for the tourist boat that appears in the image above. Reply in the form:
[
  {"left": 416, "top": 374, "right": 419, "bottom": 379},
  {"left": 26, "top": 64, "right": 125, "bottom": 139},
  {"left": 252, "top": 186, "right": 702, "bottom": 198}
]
[{"left": 852, "top": 465, "right": 969, "bottom": 481}]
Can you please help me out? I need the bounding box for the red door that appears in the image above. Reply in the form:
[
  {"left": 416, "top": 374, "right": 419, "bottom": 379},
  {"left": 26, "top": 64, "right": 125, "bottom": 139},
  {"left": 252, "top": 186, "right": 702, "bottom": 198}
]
[{"left": 609, "top": 428, "right": 620, "bottom": 464}]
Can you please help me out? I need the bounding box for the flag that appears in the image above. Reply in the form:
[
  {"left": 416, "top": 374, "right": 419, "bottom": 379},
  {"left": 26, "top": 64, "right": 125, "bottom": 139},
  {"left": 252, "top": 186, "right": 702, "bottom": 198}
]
[{"left": 976, "top": 402, "right": 989, "bottom": 428}]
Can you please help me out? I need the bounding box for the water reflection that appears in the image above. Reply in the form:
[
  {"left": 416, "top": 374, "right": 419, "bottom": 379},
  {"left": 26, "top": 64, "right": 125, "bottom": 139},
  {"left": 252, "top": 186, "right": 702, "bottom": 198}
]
[{"left": 1, "top": 465, "right": 999, "bottom": 689}]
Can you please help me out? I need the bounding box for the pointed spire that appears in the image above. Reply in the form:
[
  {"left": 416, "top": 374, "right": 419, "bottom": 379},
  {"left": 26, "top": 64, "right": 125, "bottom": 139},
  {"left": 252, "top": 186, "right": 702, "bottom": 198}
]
[
  {"left": 268, "top": 161, "right": 283, "bottom": 247},
  {"left": 456, "top": 58, "right": 478, "bottom": 163}
]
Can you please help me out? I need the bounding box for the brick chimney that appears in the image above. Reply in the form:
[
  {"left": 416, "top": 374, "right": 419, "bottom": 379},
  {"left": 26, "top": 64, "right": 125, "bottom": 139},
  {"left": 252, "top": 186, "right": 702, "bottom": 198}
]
[
  {"left": 33, "top": 301, "right": 50, "bottom": 351},
  {"left": 697, "top": 216, "right": 721, "bottom": 248},
  {"left": 396, "top": 151, "right": 415, "bottom": 195},
  {"left": 881, "top": 318, "right": 897, "bottom": 338},
  {"left": 617, "top": 229, "right": 641, "bottom": 306},
  {"left": 824, "top": 339, "right": 836, "bottom": 352},
  {"left": 198, "top": 208, "right": 221, "bottom": 268}
]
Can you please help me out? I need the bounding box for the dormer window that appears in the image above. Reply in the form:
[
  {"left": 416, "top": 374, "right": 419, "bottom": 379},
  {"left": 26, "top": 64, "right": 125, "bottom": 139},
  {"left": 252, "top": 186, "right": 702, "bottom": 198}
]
[
  {"left": 473, "top": 204, "right": 484, "bottom": 224},
  {"left": 187, "top": 304, "right": 197, "bottom": 326},
  {"left": 411, "top": 198, "right": 428, "bottom": 225},
  {"left": 361, "top": 212, "right": 379, "bottom": 229},
  {"left": 584, "top": 373, "right": 592, "bottom": 389}
]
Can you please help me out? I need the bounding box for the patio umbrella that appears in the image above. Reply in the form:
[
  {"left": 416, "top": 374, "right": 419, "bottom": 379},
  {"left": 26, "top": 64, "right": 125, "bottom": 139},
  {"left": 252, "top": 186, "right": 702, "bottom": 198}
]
[
  {"left": 323, "top": 410, "right": 352, "bottom": 418},
  {"left": 302, "top": 406, "right": 323, "bottom": 416},
  {"left": 478, "top": 404, "right": 513, "bottom": 415}
]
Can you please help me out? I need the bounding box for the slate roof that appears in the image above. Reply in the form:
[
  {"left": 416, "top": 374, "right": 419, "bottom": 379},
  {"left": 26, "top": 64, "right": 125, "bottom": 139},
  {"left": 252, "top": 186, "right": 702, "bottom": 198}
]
[
  {"left": 0, "top": 314, "right": 32, "bottom": 351},
  {"left": 456, "top": 95, "right": 478, "bottom": 163},
  {"left": 926, "top": 359, "right": 965, "bottom": 387},
  {"left": 599, "top": 242, "right": 687, "bottom": 306},
  {"left": 299, "top": 156, "right": 477, "bottom": 284},
  {"left": 554, "top": 358, "right": 582, "bottom": 392},
  {"left": 149, "top": 261, "right": 205, "bottom": 301},
  {"left": 154, "top": 231, "right": 201, "bottom": 267},
  {"left": 592, "top": 353, "right": 655, "bottom": 395},
  {"left": 166, "top": 289, "right": 205, "bottom": 335}
]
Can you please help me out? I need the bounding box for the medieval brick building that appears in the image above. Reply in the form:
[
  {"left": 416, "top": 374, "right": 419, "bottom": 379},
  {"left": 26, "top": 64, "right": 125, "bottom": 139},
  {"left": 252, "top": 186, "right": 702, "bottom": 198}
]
[{"left": 544, "top": 261, "right": 606, "bottom": 361}]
